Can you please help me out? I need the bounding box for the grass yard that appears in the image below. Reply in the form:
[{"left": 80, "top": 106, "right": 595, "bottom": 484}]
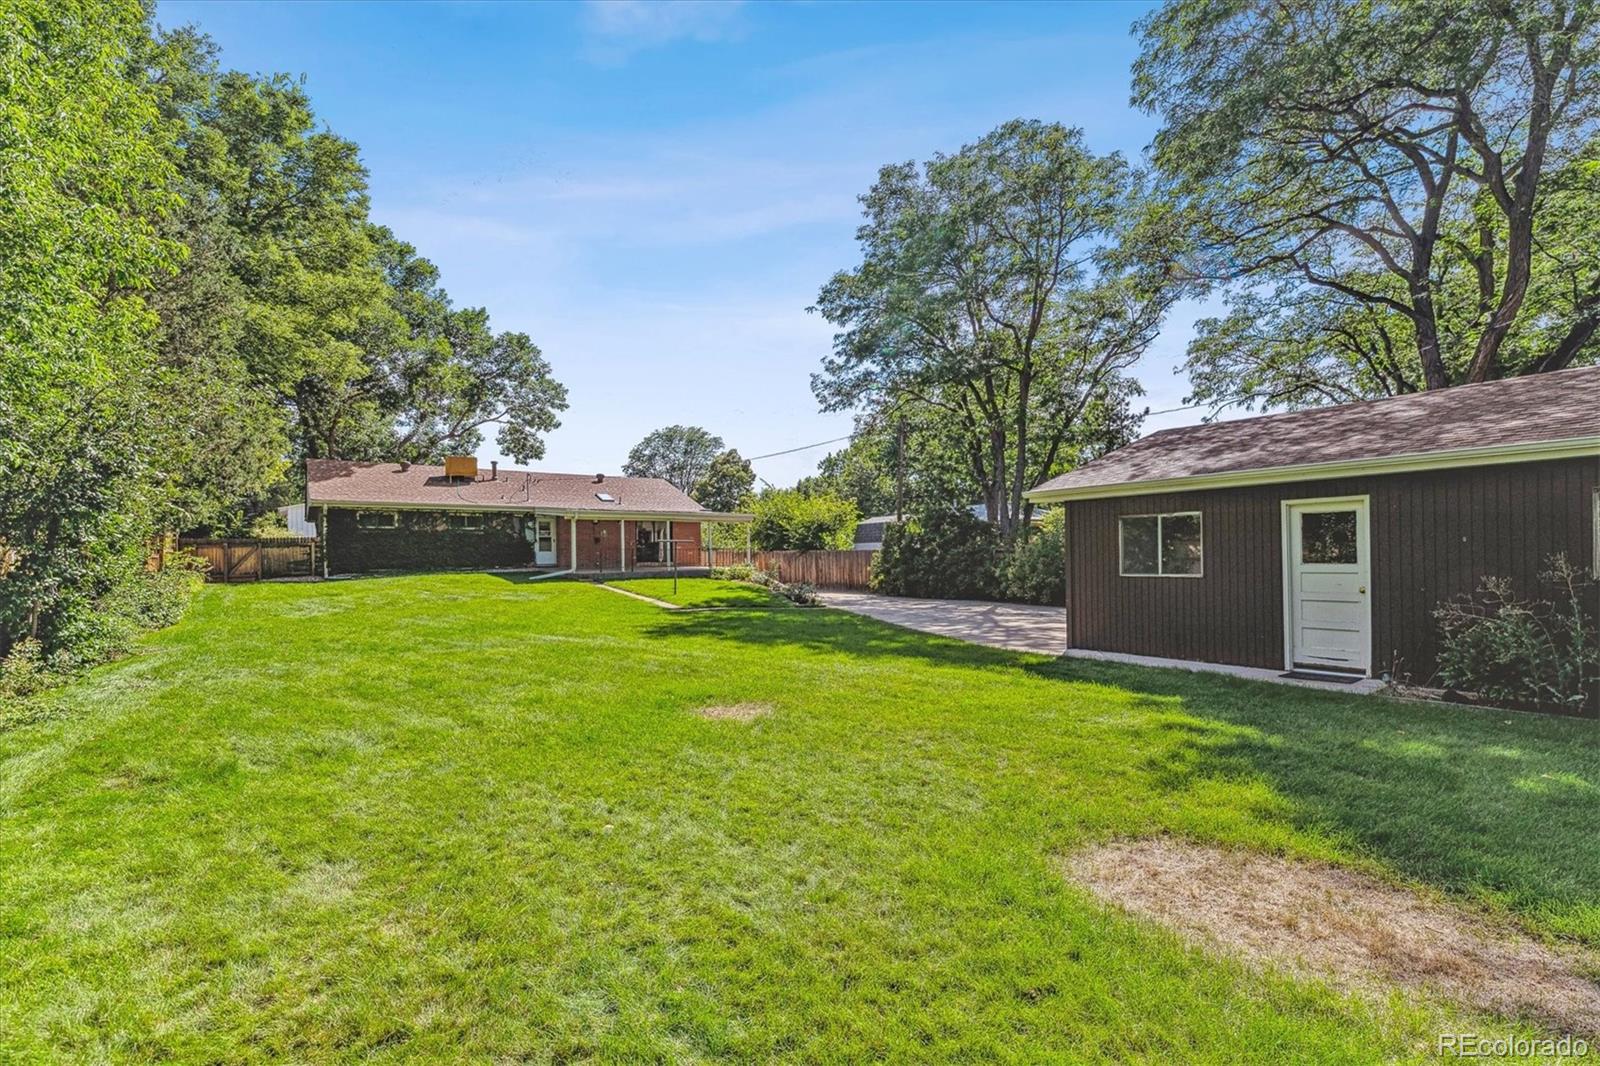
[
  {"left": 604, "top": 577, "right": 786, "bottom": 608},
  {"left": 2, "top": 574, "right": 1597, "bottom": 1062}
]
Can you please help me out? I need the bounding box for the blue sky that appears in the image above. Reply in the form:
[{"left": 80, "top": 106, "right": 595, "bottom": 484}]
[{"left": 157, "top": 0, "right": 1207, "bottom": 486}]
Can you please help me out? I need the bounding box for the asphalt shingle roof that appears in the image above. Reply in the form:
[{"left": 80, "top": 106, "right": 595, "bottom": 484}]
[
  {"left": 1030, "top": 366, "right": 1600, "bottom": 499},
  {"left": 305, "top": 460, "right": 734, "bottom": 517}
]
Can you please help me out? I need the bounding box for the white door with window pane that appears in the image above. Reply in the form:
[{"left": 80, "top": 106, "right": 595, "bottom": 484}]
[
  {"left": 1284, "top": 498, "right": 1370, "bottom": 673},
  {"left": 534, "top": 517, "right": 557, "bottom": 566}
]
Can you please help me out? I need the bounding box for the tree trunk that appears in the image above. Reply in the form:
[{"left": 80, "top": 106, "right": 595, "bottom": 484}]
[
  {"left": 1413, "top": 311, "right": 1451, "bottom": 390},
  {"left": 1535, "top": 312, "right": 1599, "bottom": 374},
  {"left": 989, "top": 425, "right": 1007, "bottom": 540},
  {"left": 1007, "top": 367, "right": 1032, "bottom": 544}
]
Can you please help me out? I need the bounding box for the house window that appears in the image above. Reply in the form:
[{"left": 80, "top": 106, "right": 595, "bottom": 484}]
[
  {"left": 447, "top": 512, "right": 484, "bottom": 532},
  {"left": 1119, "top": 512, "right": 1202, "bottom": 577},
  {"left": 355, "top": 510, "right": 398, "bottom": 529}
]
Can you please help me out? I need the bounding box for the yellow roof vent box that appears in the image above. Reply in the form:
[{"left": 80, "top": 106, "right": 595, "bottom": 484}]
[{"left": 443, "top": 455, "right": 478, "bottom": 481}]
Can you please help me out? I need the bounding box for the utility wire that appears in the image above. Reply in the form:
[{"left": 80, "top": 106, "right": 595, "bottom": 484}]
[
  {"left": 744, "top": 400, "right": 1211, "bottom": 462},
  {"left": 743, "top": 434, "right": 854, "bottom": 462}
]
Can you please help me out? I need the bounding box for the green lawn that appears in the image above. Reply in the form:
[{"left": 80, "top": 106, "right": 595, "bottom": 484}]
[
  {"left": 605, "top": 577, "right": 785, "bottom": 608},
  {"left": 2, "top": 575, "right": 1597, "bottom": 1062}
]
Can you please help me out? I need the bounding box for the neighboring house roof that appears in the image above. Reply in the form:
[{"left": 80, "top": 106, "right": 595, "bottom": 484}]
[
  {"left": 857, "top": 499, "right": 1043, "bottom": 531},
  {"left": 305, "top": 460, "right": 751, "bottom": 520},
  {"left": 1028, "top": 366, "right": 1600, "bottom": 502}
]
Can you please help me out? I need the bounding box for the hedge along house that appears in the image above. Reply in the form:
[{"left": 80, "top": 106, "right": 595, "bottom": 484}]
[
  {"left": 304, "top": 457, "right": 752, "bottom": 576},
  {"left": 1026, "top": 367, "right": 1600, "bottom": 689}
]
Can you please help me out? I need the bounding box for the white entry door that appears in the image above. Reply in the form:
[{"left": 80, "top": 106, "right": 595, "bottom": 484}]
[
  {"left": 1284, "top": 498, "right": 1371, "bottom": 674},
  {"left": 534, "top": 517, "right": 557, "bottom": 566}
]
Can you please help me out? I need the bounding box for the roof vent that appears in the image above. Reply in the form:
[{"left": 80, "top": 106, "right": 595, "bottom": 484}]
[
  {"left": 593, "top": 472, "right": 605, "bottom": 483},
  {"left": 444, "top": 455, "right": 477, "bottom": 481},
  {"left": 489, "top": 460, "right": 498, "bottom": 480}
]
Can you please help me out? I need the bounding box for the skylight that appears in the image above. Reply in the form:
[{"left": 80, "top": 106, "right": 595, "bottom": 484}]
[{"left": 595, "top": 492, "right": 616, "bottom": 503}]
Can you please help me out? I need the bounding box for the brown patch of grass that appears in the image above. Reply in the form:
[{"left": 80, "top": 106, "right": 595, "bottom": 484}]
[
  {"left": 1063, "top": 838, "right": 1600, "bottom": 1036},
  {"left": 692, "top": 702, "right": 773, "bottom": 722}
]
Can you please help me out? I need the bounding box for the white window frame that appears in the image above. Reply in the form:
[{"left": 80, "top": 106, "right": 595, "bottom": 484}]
[
  {"left": 355, "top": 510, "right": 398, "bottom": 529},
  {"left": 447, "top": 512, "right": 485, "bottom": 532},
  {"left": 1118, "top": 511, "right": 1203, "bottom": 578}
]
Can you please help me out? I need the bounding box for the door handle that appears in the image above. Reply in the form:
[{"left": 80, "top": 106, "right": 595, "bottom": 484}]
[{"left": 1358, "top": 586, "right": 1367, "bottom": 594}]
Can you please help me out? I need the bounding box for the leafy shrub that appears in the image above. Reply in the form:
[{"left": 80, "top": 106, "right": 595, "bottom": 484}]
[
  {"left": 750, "top": 489, "right": 858, "bottom": 551},
  {"left": 872, "top": 508, "right": 1000, "bottom": 600},
  {"left": 998, "top": 509, "right": 1065, "bottom": 605},
  {"left": 711, "top": 563, "right": 756, "bottom": 582},
  {"left": 1433, "top": 555, "right": 1598, "bottom": 714},
  {"left": 0, "top": 638, "right": 55, "bottom": 702},
  {"left": 732, "top": 560, "right": 819, "bottom": 601},
  {"left": 780, "top": 581, "right": 819, "bottom": 606},
  {"left": 0, "top": 553, "right": 204, "bottom": 710}
]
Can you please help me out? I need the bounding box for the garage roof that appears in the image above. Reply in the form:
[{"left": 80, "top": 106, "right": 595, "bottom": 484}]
[{"left": 1028, "top": 366, "right": 1600, "bottom": 501}]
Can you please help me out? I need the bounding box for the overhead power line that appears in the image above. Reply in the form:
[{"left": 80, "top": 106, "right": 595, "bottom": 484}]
[
  {"left": 744, "top": 434, "right": 854, "bottom": 462},
  {"left": 743, "top": 400, "right": 1219, "bottom": 464}
]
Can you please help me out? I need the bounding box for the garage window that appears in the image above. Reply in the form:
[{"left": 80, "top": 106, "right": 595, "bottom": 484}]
[{"left": 1119, "top": 512, "right": 1202, "bottom": 577}]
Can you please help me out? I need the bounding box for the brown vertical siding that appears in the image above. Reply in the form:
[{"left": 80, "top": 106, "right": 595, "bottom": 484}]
[{"left": 1065, "top": 457, "right": 1598, "bottom": 682}]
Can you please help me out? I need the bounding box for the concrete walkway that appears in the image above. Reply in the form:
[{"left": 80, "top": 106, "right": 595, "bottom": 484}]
[{"left": 818, "top": 590, "right": 1384, "bottom": 693}]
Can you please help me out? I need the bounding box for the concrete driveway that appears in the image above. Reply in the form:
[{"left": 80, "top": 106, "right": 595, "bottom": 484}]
[
  {"left": 819, "top": 590, "right": 1067, "bottom": 655},
  {"left": 819, "top": 590, "right": 1385, "bottom": 693}
]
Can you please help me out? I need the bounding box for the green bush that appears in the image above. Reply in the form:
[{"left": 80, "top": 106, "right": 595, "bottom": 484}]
[
  {"left": 0, "top": 553, "right": 204, "bottom": 710},
  {"left": 0, "top": 638, "right": 55, "bottom": 702},
  {"left": 729, "top": 566, "right": 819, "bottom": 606},
  {"left": 998, "top": 510, "right": 1065, "bottom": 605},
  {"left": 1433, "top": 554, "right": 1598, "bottom": 714},
  {"left": 750, "top": 489, "right": 858, "bottom": 551},
  {"left": 872, "top": 508, "right": 1000, "bottom": 600}
]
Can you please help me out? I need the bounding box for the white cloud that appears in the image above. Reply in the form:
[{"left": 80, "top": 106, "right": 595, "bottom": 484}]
[{"left": 580, "top": 0, "right": 746, "bottom": 64}]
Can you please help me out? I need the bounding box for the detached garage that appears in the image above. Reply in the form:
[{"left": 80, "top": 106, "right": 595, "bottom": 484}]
[{"left": 1025, "top": 367, "right": 1599, "bottom": 688}]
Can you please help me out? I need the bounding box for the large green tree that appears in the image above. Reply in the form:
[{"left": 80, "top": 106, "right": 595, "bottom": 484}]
[
  {"left": 691, "top": 449, "right": 755, "bottom": 512},
  {"left": 748, "top": 489, "right": 858, "bottom": 551},
  {"left": 813, "top": 120, "right": 1174, "bottom": 543},
  {"left": 0, "top": 0, "right": 183, "bottom": 655},
  {"left": 796, "top": 434, "right": 898, "bottom": 518},
  {"left": 140, "top": 23, "right": 568, "bottom": 518},
  {"left": 1, "top": 2, "right": 570, "bottom": 668},
  {"left": 623, "top": 425, "right": 725, "bottom": 493},
  {"left": 1135, "top": 0, "right": 1600, "bottom": 411}
]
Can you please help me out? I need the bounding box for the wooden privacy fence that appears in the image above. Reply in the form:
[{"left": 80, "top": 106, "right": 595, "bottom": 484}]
[
  {"left": 707, "top": 548, "right": 875, "bottom": 589},
  {"left": 178, "top": 538, "right": 317, "bottom": 582}
]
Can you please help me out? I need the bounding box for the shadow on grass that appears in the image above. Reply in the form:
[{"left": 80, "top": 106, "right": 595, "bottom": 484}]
[
  {"left": 1036, "top": 657, "right": 1600, "bottom": 942},
  {"left": 643, "top": 601, "right": 1031, "bottom": 669},
  {"left": 651, "top": 604, "right": 1600, "bottom": 942}
]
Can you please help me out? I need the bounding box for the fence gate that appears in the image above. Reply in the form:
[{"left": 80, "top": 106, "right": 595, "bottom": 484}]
[
  {"left": 178, "top": 538, "right": 315, "bottom": 582},
  {"left": 224, "top": 542, "right": 261, "bottom": 582}
]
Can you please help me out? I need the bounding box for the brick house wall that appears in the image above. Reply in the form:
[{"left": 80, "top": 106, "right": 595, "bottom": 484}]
[
  {"left": 323, "top": 508, "right": 532, "bottom": 573},
  {"left": 320, "top": 508, "right": 707, "bottom": 574},
  {"left": 549, "top": 518, "right": 704, "bottom": 570}
]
